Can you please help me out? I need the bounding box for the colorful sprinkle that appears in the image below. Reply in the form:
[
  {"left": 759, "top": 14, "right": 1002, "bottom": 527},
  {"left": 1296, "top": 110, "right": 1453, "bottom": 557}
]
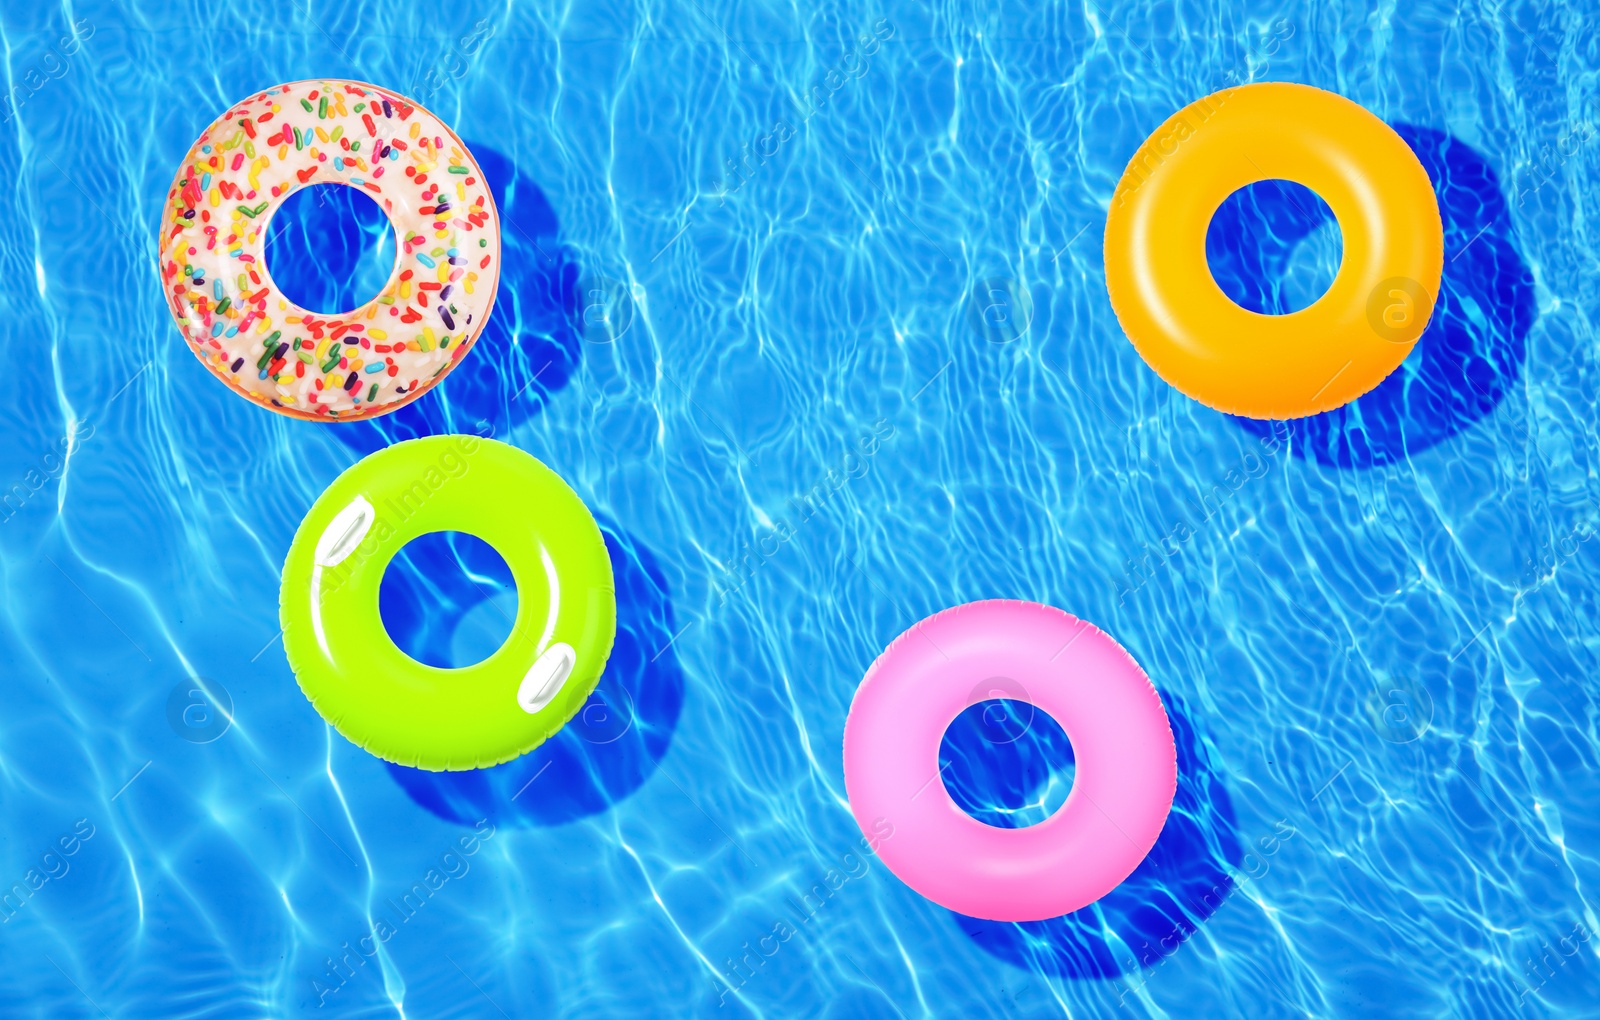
[{"left": 159, "top": 81, "right": 500, "bottom": 419}]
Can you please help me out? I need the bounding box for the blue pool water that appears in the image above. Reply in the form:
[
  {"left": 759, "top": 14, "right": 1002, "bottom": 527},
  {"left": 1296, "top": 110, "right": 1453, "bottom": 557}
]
[{"left": 3, "top": 2, "right": 1598, "bottom": 1017}]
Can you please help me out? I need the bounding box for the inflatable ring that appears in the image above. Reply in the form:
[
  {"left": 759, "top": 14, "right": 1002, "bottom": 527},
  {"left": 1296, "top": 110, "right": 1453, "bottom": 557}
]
[
  {"left": 1104, "top": 82, "right": 1443, "bottom": 419},
  {"left": 159, "top": 79, "right": 502, "bottom": 420},
  {"left": 843, "top": 600, "right": 1175, "bottom": 922},
  {"left": 280, "top": 435, "right": 615, "bottom": 770}
]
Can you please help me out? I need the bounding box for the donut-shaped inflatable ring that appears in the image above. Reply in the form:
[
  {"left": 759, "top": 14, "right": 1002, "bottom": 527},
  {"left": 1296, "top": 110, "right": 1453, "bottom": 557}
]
[
  {"left": 1104, "top": 82, "right": 1442, "bottom": 419},
  {"left": 280, "top": 435, "right": 616, "bottom": 770},
  {"left": 843, "top": 600, "right": 1175, "bottom": 922},
  {"left": 158, "top": 79, "right": 501, "bottom": 420}
]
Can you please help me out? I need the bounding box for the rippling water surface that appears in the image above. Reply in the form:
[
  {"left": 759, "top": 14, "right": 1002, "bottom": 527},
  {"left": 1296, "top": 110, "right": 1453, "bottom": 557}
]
[{"left": 3, "top": 2, "right": 1599, "bottom": 1017}]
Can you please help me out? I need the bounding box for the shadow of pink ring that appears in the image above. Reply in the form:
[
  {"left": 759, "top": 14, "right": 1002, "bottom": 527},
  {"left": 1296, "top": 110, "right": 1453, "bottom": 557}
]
[{"left": 843, "top": 600, "right": 1176, "bottom": 922}]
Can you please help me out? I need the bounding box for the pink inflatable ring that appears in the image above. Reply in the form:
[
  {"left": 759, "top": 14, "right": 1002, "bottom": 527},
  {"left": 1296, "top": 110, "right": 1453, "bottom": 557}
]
[{"left": 843, "top": 600, "right": 1176, "bottom": 922}]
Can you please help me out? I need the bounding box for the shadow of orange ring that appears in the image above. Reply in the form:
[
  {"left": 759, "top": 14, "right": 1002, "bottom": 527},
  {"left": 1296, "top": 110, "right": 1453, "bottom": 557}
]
[{"left": 1104, "top": 83, "right": 1443, "bottom": 419}]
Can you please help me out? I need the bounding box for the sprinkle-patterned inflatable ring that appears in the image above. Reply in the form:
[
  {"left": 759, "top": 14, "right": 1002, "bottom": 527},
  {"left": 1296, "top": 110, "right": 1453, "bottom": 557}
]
[{"left": 158, "top": 79, "right": 502, "bottom": 421}]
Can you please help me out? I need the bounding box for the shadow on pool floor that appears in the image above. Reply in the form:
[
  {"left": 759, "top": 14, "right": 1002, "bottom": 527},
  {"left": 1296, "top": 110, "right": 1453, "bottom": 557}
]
[
  {"left": 1210, "top": 124, "right": 1535, "bottom": 469},
  {"left": 946, "top": 693, "right": 1244, "bottom": 982}
]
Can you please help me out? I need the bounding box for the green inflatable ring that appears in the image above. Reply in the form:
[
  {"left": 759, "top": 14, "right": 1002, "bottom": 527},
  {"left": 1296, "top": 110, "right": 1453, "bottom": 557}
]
[{"left": 280, "top": 434, "right": 616, "bottom": 770}]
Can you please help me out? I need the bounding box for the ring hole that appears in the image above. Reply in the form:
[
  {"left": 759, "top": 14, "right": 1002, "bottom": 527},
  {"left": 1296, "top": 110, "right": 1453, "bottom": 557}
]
[
  {"left": 939, "top": 699, "right": 1075, "bottom": 829},
  {"left": 265, "top": 183, "right": 395, "bottom": 314},
  {"left": 1206, "top": 179, "right": 1343, "bottom": 315},
  {"left": 379, "top": 532, "right": 517, "bottom": 669}
]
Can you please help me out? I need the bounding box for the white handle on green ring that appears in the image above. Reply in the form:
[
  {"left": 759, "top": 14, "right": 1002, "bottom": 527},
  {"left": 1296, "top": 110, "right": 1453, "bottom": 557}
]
[{"left": 518, "top": 643, "right": 576, "bottom": 714}]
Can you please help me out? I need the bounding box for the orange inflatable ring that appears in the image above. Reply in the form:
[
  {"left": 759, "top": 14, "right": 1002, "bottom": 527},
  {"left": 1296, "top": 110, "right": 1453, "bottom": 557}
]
[{"left": 1104, "top": 82, "right": 1443, "bottom": 419}]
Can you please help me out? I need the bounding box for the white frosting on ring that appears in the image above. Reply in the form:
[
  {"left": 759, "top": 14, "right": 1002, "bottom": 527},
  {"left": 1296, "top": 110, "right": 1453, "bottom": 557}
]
[{"left": 158, "top": 79, "right": 502, "bottom": 420}]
